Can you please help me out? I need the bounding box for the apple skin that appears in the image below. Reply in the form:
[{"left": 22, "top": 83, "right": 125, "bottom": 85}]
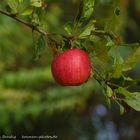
[{"left": 51, "top": 48, "right": 91, "bottom": 86}]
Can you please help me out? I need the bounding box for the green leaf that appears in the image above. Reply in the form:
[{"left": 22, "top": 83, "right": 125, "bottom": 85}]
[
  {"left": 103, "top": 89, "right": 112, "bottom": 108},
  {"left": 106, "top": 39, "right": 115, "bottom": 49},
  {"left": 75, "top": 0, "right": 95, "bottom": 26},
  {"left": 124, "top": 76, "right": 133, "bottom": 81},
  {"left": 123, "top": 47, "right": 140, "bottom": 71},
  {"left": 18, "top": 0, "right": 23, "bottom": 2},
  {"left": 64, "top": 22, "right": 72, "bottom": 35},
  {"left": 96, "top": 48, "right": 110, "bottom": 63},
  {"left": 79, "top": 20, "right": 96, "bottom": 38},
  {"left": 21, "top": 8, "right": 33, "bottom": 16},
  {"left": 6, "top": 0, "right": 19, "bottom": 13},
  {"left": 112, "top": 54, "right": 124, "bottom": 78},
  {"left": 116, "top": 87, "right": 133, "bottom": 98},
  {"left": 92, "top": 38, "right": 111, "bottom": 63},
  {"left": 106, "top": 97, "right": 111, "bottom": 109},
  {"left": 116, "top": 101, "right": 125, "bottom": 115},
  {"left": 104, "top": 0, "right": 121, "bottom": 33},
  {"left": 30, "top": 0, "right": 42, "bottom": 7},
  {"left": 124, "top": 92, "right": 140, "bottom": 111},
  {"left": 106, "top": 86, "right": 113, "bottom": 98},
  {"left": 114, "top": 7, "right": 120, "bottom": 16},
  {"left": 35, "top": 35, "right": 46, "bottom": 60}
]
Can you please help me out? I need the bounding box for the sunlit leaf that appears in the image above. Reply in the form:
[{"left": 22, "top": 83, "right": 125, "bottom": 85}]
[
  {"left": 6, "top": 0, "right": 19, "bottom": 13},
  {"left": 106, "top": 86, "right": 113, "bottom": 97},
  {"left": 21, "top": 7, "right": 33, "bottom": 16},
  {"left": 124, "top": 92, "right": 140, "bottom": 111},
  {"left": 79, "top": 20, "right": 96, "bottom": 38},
  {"left": 116, "top": 87, "right": 133, "bottom": 98},
  {"left": 31, "top": 0, "right": 42, "bottom": 7}
]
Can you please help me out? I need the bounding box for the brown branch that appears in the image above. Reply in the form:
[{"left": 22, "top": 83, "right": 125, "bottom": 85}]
[{"left": 0, "top": 9, "right": 48, "bottom": 36}]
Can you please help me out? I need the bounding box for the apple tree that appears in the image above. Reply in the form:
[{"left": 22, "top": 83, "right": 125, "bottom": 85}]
[{"left": 0, "top": 0, "right": 140, "bottom": 114}]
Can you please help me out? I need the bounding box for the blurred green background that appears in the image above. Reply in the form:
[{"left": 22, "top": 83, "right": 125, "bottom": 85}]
[{"left": 0, "top": 0, "right": 140, "bottom": 140}]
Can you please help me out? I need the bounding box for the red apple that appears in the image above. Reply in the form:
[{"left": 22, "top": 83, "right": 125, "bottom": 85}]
[{"left": 51, "top": 48, "right": 91, "bottom": 86}]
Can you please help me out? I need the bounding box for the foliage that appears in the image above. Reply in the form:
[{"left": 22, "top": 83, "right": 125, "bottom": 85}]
[
  {"left": 1, "top": 0, "right": 140, "bottom": 112},
  {"left": 0, "top": 0, "right": 140, "bottom": 138}
]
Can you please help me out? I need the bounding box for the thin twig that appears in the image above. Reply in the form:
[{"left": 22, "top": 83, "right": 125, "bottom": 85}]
[
  {"left": 0, "top": 9, "right": 48, "bottom": 36},
  {"left": 107, "top": 82, "right": 120, "bottom": 88},
  {"left": 92, "top": 30, "right": 117, "bottom": 40}
]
